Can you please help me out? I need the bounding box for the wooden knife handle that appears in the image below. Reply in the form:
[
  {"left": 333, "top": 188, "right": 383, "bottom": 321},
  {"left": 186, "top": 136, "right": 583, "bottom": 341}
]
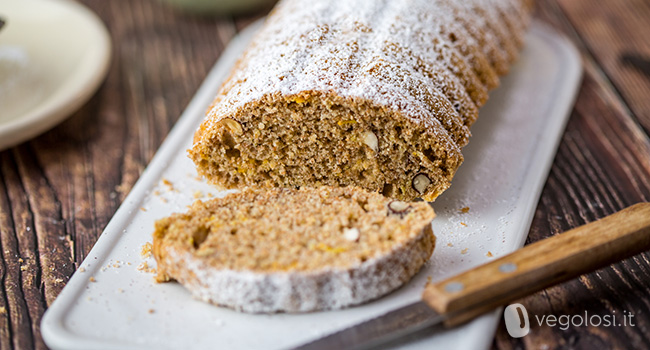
[{"left": 423, "top": 202, "right": 650, "bottom": 326}]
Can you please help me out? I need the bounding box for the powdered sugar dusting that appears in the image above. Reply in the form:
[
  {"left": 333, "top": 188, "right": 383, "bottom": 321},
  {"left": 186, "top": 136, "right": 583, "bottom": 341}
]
[{"left": 199, "top": 0, "right": 529, "bottom": 152}]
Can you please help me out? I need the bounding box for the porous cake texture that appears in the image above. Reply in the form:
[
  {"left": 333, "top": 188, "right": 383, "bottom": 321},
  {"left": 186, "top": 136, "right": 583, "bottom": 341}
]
[
  {"left": 153, "top": 187, "right": 436, "bottom": 313},
  {"left": 190, "top": 0, "right": 533, "bottom": 201}
]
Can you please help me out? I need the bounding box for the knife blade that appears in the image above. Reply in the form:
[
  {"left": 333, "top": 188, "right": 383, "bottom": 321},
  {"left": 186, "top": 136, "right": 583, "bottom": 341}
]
[
  {"left": 292, "top": 203, "right": 650, "bottom": 350},
  {"left": 292, "top": 301, "right": 444, "bottom": 350}
]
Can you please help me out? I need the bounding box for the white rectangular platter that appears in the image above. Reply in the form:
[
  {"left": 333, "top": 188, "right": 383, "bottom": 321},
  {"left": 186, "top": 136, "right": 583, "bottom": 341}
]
[{"left": 42, "top": 20, "right": 582, "bottom": 350}]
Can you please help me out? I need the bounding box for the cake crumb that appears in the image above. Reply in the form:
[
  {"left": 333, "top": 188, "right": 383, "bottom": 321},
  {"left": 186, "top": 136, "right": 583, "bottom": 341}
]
[
  {"left": 54, "top": 278, "right": 64, "bottom": 283},
  {"left": 459, "top": 207, "right": 470, "bottom": 213},
  {"left": 141, "top": 242, "right": 153, "bottom": 258},
  {"left": 460, "top": 222, "right": 467, "bottom": 227},
  {"left": 20, "top": 265, "right": 27, "bottom": 271},
  {"left": 18, "top": 258, "right": 23, "bottom": 263},
  {"left": 89, "top": 277, "right": 96, "bottom": 282},
  {"left": 148, "top": 309, "right": 155, "bottom": 314},
  {"left": 486, "top": 251, "right": 493, "bottom": 257},
  {"left": 0, "top": 307, "right": 6, "bottom": 314},
  {"left": 193, "top": 190, "right": 204, "bottom": 199},
  {"left": 117, "top": 288, "right": 124, "bottom": 293},
  {"left": 447, "top": 243, "right": 453, "bottom": 247},
  {"left": 140, "top": 207, "right": 147, "bottom": 212},
  {"left": 137, "top": 262, "right": 156, "bottom": 274},
  {"left": 461, "top": 248, "right": 469, "bottom": 254},
  {"left": 162, "top": 178, "right": 176, "bottom": 191},
  {"left": 78, "top": 267, "right": 86, "bottom": 272}
]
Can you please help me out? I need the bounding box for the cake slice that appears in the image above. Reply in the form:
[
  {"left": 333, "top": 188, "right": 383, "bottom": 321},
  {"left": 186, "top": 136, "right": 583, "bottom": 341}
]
[{"left": 153, "top": 186, "right": 435, "bottom": 313}]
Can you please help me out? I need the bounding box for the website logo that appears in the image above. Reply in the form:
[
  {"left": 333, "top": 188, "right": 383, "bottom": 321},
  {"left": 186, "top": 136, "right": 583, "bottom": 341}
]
[
  {"left": 504, "top": 303, "right": 530, "bottom": 338},
  {"left": 504, "top": 303, "right": 635, "bottom": 338}
]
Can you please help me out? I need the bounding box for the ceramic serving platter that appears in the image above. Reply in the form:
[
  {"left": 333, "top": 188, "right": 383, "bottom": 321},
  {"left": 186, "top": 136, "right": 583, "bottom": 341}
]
[{"left": 41, "top": 20, "right": 582, "bottom": 350}]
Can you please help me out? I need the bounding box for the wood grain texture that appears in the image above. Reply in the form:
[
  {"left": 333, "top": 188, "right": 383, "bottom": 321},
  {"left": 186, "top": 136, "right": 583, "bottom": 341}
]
[
  {"left": 555, "top": 0, "right": 650, "bottom": 135},
  {"left": 0, "top": 0, "right": 648, "bottom": 349}
]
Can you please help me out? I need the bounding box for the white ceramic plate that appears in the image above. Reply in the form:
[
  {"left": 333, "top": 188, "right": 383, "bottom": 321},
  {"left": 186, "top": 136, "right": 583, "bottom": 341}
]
[
  {"left": 41, "top": 20, "right": 581, "bottom": 350},
  {"left": 0, "top": 0, "right": 111, "bottom": 150}
]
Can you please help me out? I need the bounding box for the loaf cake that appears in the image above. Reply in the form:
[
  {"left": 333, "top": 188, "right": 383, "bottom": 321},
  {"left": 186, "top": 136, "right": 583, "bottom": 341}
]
[
  {"left": 153, "top": 186, "right": 435, "bottom": 313},
  {"left": 189, "top": 0, "right": 533, "bottom": 201}
]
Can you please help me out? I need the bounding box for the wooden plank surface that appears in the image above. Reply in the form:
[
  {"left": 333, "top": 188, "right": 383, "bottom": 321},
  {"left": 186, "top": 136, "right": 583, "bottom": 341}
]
[
  {"left": 0, "top": 0, "right": 648, "bottom": 349},
  {"left": 555, "top": 0, "right": 650, "bottom": 134}
]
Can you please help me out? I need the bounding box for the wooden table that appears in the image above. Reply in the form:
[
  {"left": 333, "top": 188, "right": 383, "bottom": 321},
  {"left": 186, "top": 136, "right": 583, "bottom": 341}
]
[{"left": 1, "top": 0, "right": 649, "bottom": 349}]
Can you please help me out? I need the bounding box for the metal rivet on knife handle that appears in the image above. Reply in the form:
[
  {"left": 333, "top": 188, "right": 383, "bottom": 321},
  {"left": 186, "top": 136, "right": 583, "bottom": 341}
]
[
  {"left": 498, "top": 262, "right": 517, "bottom": 273},
  {"left": 444, "top": 282, "right": 464, "bottom": 293}
]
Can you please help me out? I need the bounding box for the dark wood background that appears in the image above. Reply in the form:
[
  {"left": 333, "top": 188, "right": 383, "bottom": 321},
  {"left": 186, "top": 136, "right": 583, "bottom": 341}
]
[{"left": 1, "top": 0, "right": 649, "bottom": 349}]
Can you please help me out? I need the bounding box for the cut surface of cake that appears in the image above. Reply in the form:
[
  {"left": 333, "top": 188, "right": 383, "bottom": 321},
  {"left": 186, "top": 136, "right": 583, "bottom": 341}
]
[{"left": 153, "top": 186, "right": 435, "bottom": 313}]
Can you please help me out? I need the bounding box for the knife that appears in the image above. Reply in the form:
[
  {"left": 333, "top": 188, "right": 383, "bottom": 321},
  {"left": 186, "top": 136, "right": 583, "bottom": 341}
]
[{"left": 293, "top": 202, "right": 650, "bottom": 350}]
